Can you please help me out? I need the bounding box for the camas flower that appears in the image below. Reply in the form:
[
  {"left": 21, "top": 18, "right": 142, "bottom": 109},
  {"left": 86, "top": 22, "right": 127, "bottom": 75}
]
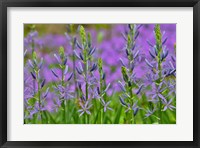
[
  {"left": 78, "top": 101, "right": 93, "bottom": 117},
  {"left": 163, "top": 98, "right": 176, "bottom": 111},
  {"left": 101, "top": 99, "right": 113, "bottom": 112},
  {"left": 149, "top": 82, "right": 167, "bottom": 103}
]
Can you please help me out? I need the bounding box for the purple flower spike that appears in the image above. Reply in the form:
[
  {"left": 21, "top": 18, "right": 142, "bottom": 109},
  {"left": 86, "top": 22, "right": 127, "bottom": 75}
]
[
  {"left": 121, "top": 32, "right": 127, "bottom": 41},
  {"left": 78, "top": 62, "right": 83, "bottom": 72},
  {"left": 144, "top": 108, "right": 156, "bottom": 119},
  {"left": 54, "top": 54, "right": 61, "bottom": 64},
  {"left": 163, "top": 98, "right": 176, "bottom": 111},
  {"left": 73, "top": 37, "right": 77, "bottom": 45},
  {"left": 78, "top": 101, "right": 92, "bottom": 117},
  {"left": 131, "top": 44, "right": 136, "bottom": 51},
  {"left": 119, "top": 58, "right": 126, "bottom": 67},
  {"left": 134, "top": 108, "right": 139, "bottom": 116},
  {"left": 118, "top": 81, "right": 126, "bottom": 92},
  {"left": 76, "top": 66, "right": 83, "bottom": 75},
  {"left": 132, "top": 102, "right": 139, "bottom": 116},
  {"left": 76, "top": 41, "right": 83, "bottom": 50},
  {"left": 73, "top": 50, "right": 81, "bottom": 59},
  {"left": 64, "top": 32, "right": 71, "bottom": 41},
  {"left": 119, "top": 96, "right": 127, "bottom": 107},
  {"left": 150, "top": 83, "right": 167, "bottom": 103},
  {"left": 80, "top": 95, "right": 86, "bottom": 102},
  {"left": 169, "top": 69, "right": 176, "bottom": 75},
  {"left": 67, "top": 72, "right": 73, "bottom": 81},
  {"left": 149, "top": 49, "right": 156, "bottom": 59},
  {"left": 97, "top": 87, "right": 101, "bottom": 95},
  {"left": 38, "top": 58, "right": 43, "bottom": 69},
  {"left": 30, "top": 72, "right": 36, "bottom": 79},
  {"left": 125, "top": 49, "right": 129, "bottom": 56},
  {"left": 88, "top": 47, "right": 96, "bottom": 56},
  {"left": 64, "top": 65, "right": 69, "bottom": 75},
  {"left": 51, "top": 69, "right": 59, "bottom": 78},
  {"left": 136, "top": 24, "right": 143, "bottom": 30},
  {"left": 136, "top": 84, "right": 144, "bottom": 95},
  {"left": 102, "top": 73, "right": 105, "bottom": 80},
  {"left": 28, "top": 60, "right": 34, "bottom": 69},
  {"left": 134, "top": 31, "right": 139, "bottom": 40},
  {"left": 145, "top": 59, "right": 154, "bottom": 68},
  {"left": 43, "top": 87, "right": 49, "bottom": 98},
  {"left": 79, "top": 53, "right": 84, "bottom": 61},
  {"left": 161, "top": 49, "right": 168, "bottom": 61},
  {"left": 63, "top": 58, "right": 67, "bottom": 65},
  {"left": 101, "top": 100, "right": 113, "bottom": 112},
  {"left": 162, "top": 37, "right": 168, "bottom": 45},
  {"left": 147, "top": 40, "right": 154, "bottom": 47},
  {"left": 104, "top": 83, "right": 110, "bottom": 93},
  {"left": 90, "top": 63, "right": 97, "bottom": 72},
  {"left": 153, "top": 46, "right": 158, "bottom": 56},
  {"left": 171, "top": 56, "right": 176, "bottom": 62},
  {"left": 133, "top": 50, "right": 140, "bottom": 59},
  {"left": 41, "top": 79, "right": 45, "bottom": 88},
  {"left": 78, "top": 82, "right": 82, "bottom": 90}
]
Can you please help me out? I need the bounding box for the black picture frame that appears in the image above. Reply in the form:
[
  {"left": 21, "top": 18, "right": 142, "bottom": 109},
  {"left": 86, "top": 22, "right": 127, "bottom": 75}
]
[{"left": 0, "top": 0, "right": 199, "bottom": 147}]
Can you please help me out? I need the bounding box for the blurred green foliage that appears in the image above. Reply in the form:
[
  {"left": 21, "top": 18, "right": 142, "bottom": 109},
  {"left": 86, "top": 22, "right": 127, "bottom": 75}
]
[{"left": 24, "top": 24, "right": 112, "bottom": 37}]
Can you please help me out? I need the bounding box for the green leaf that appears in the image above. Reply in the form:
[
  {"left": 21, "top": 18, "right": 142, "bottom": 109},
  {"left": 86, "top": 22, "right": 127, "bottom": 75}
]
[
  {"left": 28, "top": 97, "right": 37, "bottom": 106},
  {"left": 114, "top": 106, "right": 122, "bottom": 124},
  {"left": 46, "top": 111, "right": 57, "bottom": 124}
]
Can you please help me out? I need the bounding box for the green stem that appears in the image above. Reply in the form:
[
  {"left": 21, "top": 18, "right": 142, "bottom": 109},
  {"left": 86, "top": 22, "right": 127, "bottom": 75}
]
[
  {"left": 101, "top": 109, "right": 104, "bottom": 124},
  {"left": 85, "top": 113, "right": 88, "bottom": 124},
  {"left": 31, "top": 39, "right": 35, "bottom": 95},
  {"left": 99, "top": 71, "right": 104, "bottom": 124},
  {"left": 83, "top": 49, "right": 89, "bottom": 123},
  {"left": 158, "top": 47, "right": 162, "bottom": 124},
  {"left": 36, "top": 72, "right": 43, "bottom": 123},
  {"left": 84, "top": 50, "right": 88, "bottom": 101},
  {"left": 132, "top": 110, "right": 135, "bottom": 124},
  {"left": 61, "top": 66, "right": 66, "bottom": 123}
]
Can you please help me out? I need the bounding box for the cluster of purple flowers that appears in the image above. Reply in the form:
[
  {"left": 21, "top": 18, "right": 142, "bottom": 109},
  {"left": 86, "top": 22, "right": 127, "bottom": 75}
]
[{"left": 24, "top": 24, "right": 176, "bottom": 124}]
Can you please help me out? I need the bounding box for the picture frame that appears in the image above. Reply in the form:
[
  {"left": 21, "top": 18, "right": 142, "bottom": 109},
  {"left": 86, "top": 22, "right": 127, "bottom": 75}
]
[{"left": 0, "top": 0, "right": 199, "bottom": 147}]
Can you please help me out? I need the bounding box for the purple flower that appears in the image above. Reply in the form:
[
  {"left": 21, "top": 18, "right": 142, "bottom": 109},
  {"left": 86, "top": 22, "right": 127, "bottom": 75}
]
[
  {"left": 144, "top": 108, "right": 157, "bottom": 119},
  {"left": 101, "top": 99, "right": 113, "bottom": 112},
  {"left": 54, "top": 54, "right": 61, "bottom": 64},
  {"left": 119, "top": 96, "right": 127, "bottom": 107},
  {"left": 54, "top": 84, "right": 74, "bottom": 100},
  {"left": 42, "top": 87, "right": 49, "bottom": 98},
  {"left": 132, "top": 102, "right": 139, "bottom": 116},
  {"left": 78, "top": 101, "right": 93, "bottom": 117},
  {"left": 90, "top": 63, "right": 97, "bottom": 72},
  {"left": 52, "top": 98, "right": 61, "bottom": 112},
  {"left": 163, "top": 98, "right": 176, "bottom": 111},
  {"left": 51, "top": 69, "right": 59, "bottom": 78},
  {"left": 40, "top": 79, "right": 45, "bottom": 88},
  {"left": 136, "top": 84, "right": 144, "bottom": 95},
  {"left": 30, "top": 72, "right": 36, "bottom": 79},
  {"left": 67, "top": 72, "right": 73, "bottom": 81},
  {"left": 118, "top": 81, "right": 126, "bottom": 92},
  {"left": 149, "top": 82, "right": 167, "bottom": 103}
]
